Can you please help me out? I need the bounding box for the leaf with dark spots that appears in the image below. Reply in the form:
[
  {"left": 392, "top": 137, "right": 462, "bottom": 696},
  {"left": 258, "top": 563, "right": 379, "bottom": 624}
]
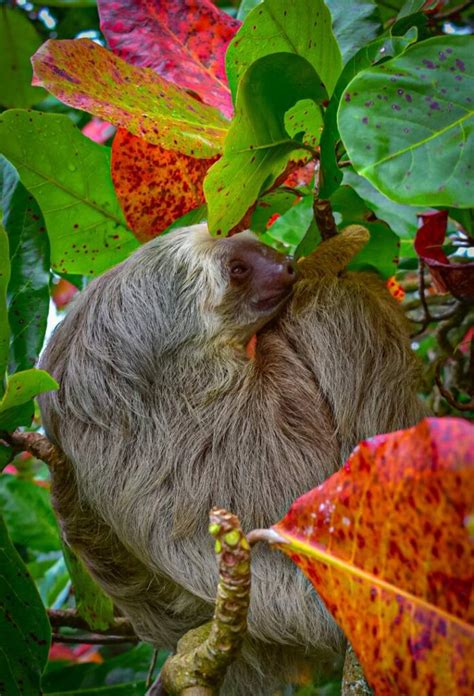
[
  {"left": 111, "top": 129, "right": 217, "bottom": 242},
  {"left": 0, "top": 513, "right": 51, "bottom": 695},
  {"left": 205, "top": 53, "right": 326, "bottom": 236},
  {"left": 0, "top": 110, "right": 139, "bottom": 277},
  {"left": 99, "top": 0, "right": 239, "bottom": 119},
  {"left": 32, "top": 39, "right": 228, "bottom": 157},
  {"left": 0, "top": 369, "right": 58, "bottom": 432},
  {"left": 226, "top": 0, "right": 341, "bottom": 101},
  {"left": 338, "top": 36, "right": 474, "bottom": 208},
  {"left": 325, "top": 0, "right": 382, "bottom": 64},
  {"left": 1, "top": 157, "right": 50, "bottom": 373},
  {"left": 0, "top": 6, "right": 47, "bottom": 108},
  {"left": 415, "top": 210, "right": 474, "bottom": 302},
  {"left": 273, "top": 417, "right": 474, "bottom": 696}
]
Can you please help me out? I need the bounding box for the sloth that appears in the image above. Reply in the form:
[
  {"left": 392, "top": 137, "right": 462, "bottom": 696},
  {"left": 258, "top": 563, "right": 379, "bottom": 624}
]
[{"left": 39, "top": 223, "right": 425, "bottom": 694}]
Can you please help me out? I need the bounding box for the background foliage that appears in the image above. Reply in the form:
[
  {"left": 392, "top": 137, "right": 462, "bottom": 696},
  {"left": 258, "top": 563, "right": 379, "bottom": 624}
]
[{"left": 0, "top": 0, "right": 473, "bottom": 693}]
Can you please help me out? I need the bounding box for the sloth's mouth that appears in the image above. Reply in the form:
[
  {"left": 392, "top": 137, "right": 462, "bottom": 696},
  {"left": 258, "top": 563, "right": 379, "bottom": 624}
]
[{"left": 252, "top": 288, "right": 292, "bottom": 312}]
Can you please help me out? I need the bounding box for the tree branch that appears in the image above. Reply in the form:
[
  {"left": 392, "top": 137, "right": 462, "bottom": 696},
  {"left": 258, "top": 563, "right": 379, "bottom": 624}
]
[
  {"left": 48, "top": 609, "right": 135, "bottom": 637},
  {"left": 313, "top": 198, "right": 338, "bottom": 241},
  {"left": 52, "top": 632, "right": 138, "bottom": 645}
]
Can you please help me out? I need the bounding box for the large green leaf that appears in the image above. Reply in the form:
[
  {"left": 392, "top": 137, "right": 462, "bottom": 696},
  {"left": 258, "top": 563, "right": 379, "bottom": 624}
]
[
  {"left": 0, "top": 6, "right": 47, "bottom": 108},
  {"left": 0, "top": 368, "right": 58, "bottom": 430},
  {"left": 63, "top": 543, "right": 114, "bottom": 631},
  {"left": 226, "top": 0, "right": 342, "bottom": 99},
  {"left": 0, "top": 475, "right": 61, "bottom": 552},
  {"left": 319, "top": 29, "right": 418, "bottom": 198},
  {"left": 0, "top": 513, "right": 51, "bottom": 694},
  {"left": 32, "top": 39, "right": 228, "bottom": 157},
  {"left": 1, "top": 157, "right": 50, "bottom": 373},
  {"left": 0, "top": 220, "right": 9, "bottom": 396},
  {"left": 0, "top": 111, "right": 139, "bottom": 276},
  {"left": 326, "top": 0, "right": 381, "bottom": 64},
  {"left": 205, "top": 53, "right": 325, "bottom": 235},
  {"left": 338, "top": 36, "right": 474, "bottom": 207}
]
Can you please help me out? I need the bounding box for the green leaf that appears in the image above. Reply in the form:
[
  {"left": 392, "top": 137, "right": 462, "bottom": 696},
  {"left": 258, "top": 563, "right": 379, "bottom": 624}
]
[
  {"left": 0, "top": 111, "right": 139, "bottom": 276},
  {"left": 63, "top": 543, "right": 114, "bottom": 631},
  {"left": 0, "top": 6, "right": 47, "bottom": 109},
  {"left": 32, "top": 39, "right": 228, "bottom": 158},
  {"left": 0, "top": 513, "right": 51, "bottom": 694},
  {"left": 226, "top": 0, "right": 342, "bottom": 100},
  {"left": 0, "top": 219, "right": 9, "bottom": 396},
  {"left": 47, "top": 683, "right": 147, "bottom": 696},
  {"left": 260, "top": 195, "right": 315, "bottom": 256},
  {"left": 0, "top": 475, "right": 61, "bottom": 551},
  {"left": 348, "top": 221, "right": 399, "bottom": 279},
  {"left": 338, "top": 36, "right": 474, "bottom": 208},
  {"left": 319, "top": 29, "right": 418, "bottom": 198},
  {"left": 1, "top": 157, "right": 50, "bottom": 373},
  {"left": 237, "top": 0, "right": 261, "bottom": 21},
  {"left": 0, "top": 443, "right": 13, "bottom": 471},
  {"left": 36, "top": 556, "right": 71, "bottom": 608},
  {"left": 342, "top": 167, "right": 419, "bottom": 238},
  {"left": 326, "top": 0, "right": 381, "bottom": 64},
  {"left": 0, "top": 369, "right": 58, "bottom": 412},
  {"left": 205, "top": 53, "right": 325, "bottom": 236}
]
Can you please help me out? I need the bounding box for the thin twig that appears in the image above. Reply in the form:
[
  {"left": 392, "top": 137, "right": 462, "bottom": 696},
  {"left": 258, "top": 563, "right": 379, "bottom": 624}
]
[
  {"left": 435, "top": 0, "right": 472, "bottom": 19},
  {"left": 147, "top": 649, "right": 160, "bottom": 689},
  {"left": 48, "top": 609, "right": 135, "bottom": 637},
  {"left": 435, "top": 357, "right": 474, "bottom": 412},
  {"left": 52, "top": 632, "right": 139, "bottom": 645}
]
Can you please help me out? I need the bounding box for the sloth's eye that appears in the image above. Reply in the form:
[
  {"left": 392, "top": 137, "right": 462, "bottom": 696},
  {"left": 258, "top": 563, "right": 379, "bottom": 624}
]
[{"left": 229, "top": 262, "right": 250, "bottom": 279}]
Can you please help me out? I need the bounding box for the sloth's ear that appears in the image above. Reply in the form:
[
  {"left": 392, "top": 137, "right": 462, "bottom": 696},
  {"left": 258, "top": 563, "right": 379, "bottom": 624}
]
[{"left": 298, "top": 225, "right": 370, "bottom": 277}]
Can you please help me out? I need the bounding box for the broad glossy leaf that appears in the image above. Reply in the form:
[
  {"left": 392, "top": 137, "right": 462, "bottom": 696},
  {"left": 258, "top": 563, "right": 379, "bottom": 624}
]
[
  {"left": 0, "top": 514, "right": 51, "bottom": 695},
  {"left": 0, "top": 6, "right": 46, "bottom": 108},
  {"left": 1, "top": 158, "right": 50, "bottom": 373},
  {"left": 348, "top": 221, "right": 399, "bottom": 279},
  {"left": 0, "top": 110, "right": 139, "bottom": 276},
  {"left": 319, "top": 29, "right": 418, "bottom": 198},
  {"left": 259, "top": 195, "right": 314, "bottom": 256},
  {"left": 0, "top": 220, "right": 9, "bottom": 394},
  {"left": 0, "top": 443, "right": 13, "bottom": 471},
  {"left": 226, "top": 0, "right": 342, "bottom": 100},
  {"left": 30, "top": 555, "right": 71, "bottom": 608},
  {"left": 326, "top": 0, "right": 381, "bottom": 64},
  {"left": 343, "top": 167, "right": 419, "bottom": 238},
  {"left": 338, "top": 36, "right": 474, "bottom": 207},
  {"left": 112, "top": 129, "right": 216, "bottom": 242},
  {"left": 205, "top": 53, "right": 325, "bottom": 236},
  {"left": 274, "top": 417, "right": 474, "bottom": 695},
  {"left": 0, "top": 475, "right": 61, "bottom": 552},
  {"left": 63, "top": 543, "right": 114, "bottom": 631},
  {"left": 99, "top": 0, "right": 239, "bottom": 119},
  {"left": 32, "top": 39, "right": 228, "bottom": 157},
  {"left": 0, "top": 369, "right": 57, "bottom": 411},
  {"left": 415, "top": 210, "right": 474, "bottom": 302}
]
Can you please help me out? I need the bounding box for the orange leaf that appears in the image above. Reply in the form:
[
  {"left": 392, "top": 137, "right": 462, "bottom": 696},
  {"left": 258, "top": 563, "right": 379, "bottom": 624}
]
[
  {"left": 273, "top": 418, "right": 474, "bottom": 695},
  {"left": 111, "top": 129, "right": 216, "bottom": 241}
]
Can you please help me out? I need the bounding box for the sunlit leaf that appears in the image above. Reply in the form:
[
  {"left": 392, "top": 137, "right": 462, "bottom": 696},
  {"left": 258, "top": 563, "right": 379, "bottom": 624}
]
[
  {"left": 274, "top": 417, "right": 474, "bottom": 696},
  {"left": 32, "top": 39, "right": 228, "bottom": 157},
  {"left": 0, "top": 513, "right": 51, "bottom": 695},
  {"left": 205, "top": 53, "right": 325, "bottom": 236},
  {"left": 0, "top": 157, "right": 50, "bottom": 373},
  {"left": 99, "top": 0, "right": 239, "bottom": 119},
  {"left": 226, "top": 0, "right": 342, "bottom": 100},
  {"left": 0, "top": 220, "right": 9, "bottom": 395},
  {"left": 0, "top": 110, "right": 139, "bottom": 277},
  {"left": 0, "top": 6, "right": 46, "bottom": 108},
  {"left": 338, "top": 36, "right": 474, "bottom": 207},
  {"left": 326, "top": 0, "right": 381, "bottom": 64},
  {"left": 111, "top": 129, "right": 216, "bottom": 242},
  {"left": 0, "top": 369, "right": 57, "bottom": 412}
]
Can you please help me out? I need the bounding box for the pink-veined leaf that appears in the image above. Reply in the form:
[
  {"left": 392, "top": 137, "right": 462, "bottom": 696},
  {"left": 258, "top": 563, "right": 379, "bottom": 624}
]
[
  {"left": 31, "top": 39, "right": 228, "bottom": 157},
  {"left": 98, "top": 0, "right": 240, "bottom": 118},
  {"left": 273, "top": 417, "right": 474, "bottom": 696}
]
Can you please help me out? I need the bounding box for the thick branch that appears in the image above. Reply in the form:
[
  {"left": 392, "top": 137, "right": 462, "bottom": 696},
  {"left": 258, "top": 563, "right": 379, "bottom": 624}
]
[
  {"left": 1, "top": 430, "right": 66, "bottom": 472},
  {"left": 313, "top": 198, "right": 338, "bottom": 241}
]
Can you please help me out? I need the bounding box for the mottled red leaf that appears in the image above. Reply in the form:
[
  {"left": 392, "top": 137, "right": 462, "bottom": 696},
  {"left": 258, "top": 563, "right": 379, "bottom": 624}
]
[
  {"left": 98, "top": 0, "right": 240, "bottom": 118},
  {"left": 415, "top": 211, "right": 474, "bottom": 302},
  {"left": 31, "top": 39, "right": 228, "bottom": 157},
  {"left": 273, "top": 418, "right": 474, "bottom": 696},
  {"left": 111, "top": 128, "right": 216, "bottom": 242},
  {"left": 82, "top": 117, "right": 115, "bottom": 144}
]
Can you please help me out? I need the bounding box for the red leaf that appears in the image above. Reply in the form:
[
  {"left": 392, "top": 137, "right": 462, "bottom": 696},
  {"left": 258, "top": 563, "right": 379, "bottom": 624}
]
[
  {"left": 52, "top": 278, "right": 78, "bottom": 310},
  {"left": 414, "top": 210, "right": 474, "bottom": 302},
  {"left": 273, "top": 417, "right": 474, "bottom": 695},
  {"left": 82, "top": 117, "right": 115, "bottom": 144},
  {"left": 111, "top": 128, "right": 216, "bottom": 241},
  {"left": 98, "top": 0, "right": 240, "bottom": 118}
]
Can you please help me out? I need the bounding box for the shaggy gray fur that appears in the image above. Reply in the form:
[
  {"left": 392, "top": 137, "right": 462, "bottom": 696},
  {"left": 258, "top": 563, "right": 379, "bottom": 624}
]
[{"left": 39, "top": 224, "right": 426, "bottom": 695}]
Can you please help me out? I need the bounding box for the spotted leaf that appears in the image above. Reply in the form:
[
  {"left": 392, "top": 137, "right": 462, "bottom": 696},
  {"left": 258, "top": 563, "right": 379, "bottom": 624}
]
[
  {"left": 273, "top": 417, "right": 474, "bottom": 696},
  {"left": 99, "top": 0, "right": 240, "bottom": 119},
  {"left": 111, "top": 129, "right": 216, "bottom": 242},
  {"left": 338, "top": 36, "right": 474, "bottom": 207},
  {"left": 32, "top": 39, "right": 228, "bottom": 157}
]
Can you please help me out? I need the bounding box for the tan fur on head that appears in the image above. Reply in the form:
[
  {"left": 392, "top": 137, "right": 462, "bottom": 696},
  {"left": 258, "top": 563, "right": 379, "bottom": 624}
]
[{"left": 39, "top": 223, "right": 425, "bottom": 695}]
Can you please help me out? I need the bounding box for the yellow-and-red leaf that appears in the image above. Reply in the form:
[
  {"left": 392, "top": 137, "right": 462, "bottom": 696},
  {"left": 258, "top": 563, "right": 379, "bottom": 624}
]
[{"left": 273, "top": 417, "right": 474, "bottom": 696}]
